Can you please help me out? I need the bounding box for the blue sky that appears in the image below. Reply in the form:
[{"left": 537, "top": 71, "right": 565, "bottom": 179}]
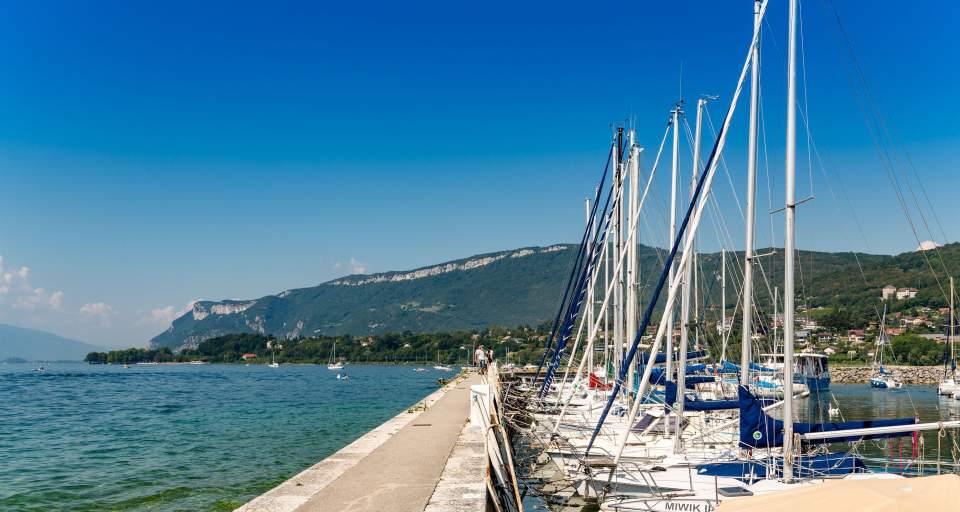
[{"left": 0, "top": 1, "right": 956, "bottom": 346}]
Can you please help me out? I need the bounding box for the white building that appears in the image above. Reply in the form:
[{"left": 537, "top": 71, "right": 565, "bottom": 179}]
[
  {"left": 881, "top": 284, "right": 897, "bottom": 300},
  {"left": 896, "top": 287, "right": 918, "bottom": 300}
]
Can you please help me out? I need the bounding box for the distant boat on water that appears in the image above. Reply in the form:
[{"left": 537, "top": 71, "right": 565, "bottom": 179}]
[
  {"left": 432, "top": 348, "right": 452, "bottom": 371},
  {"left": 267, "top": 340, "right": 281, "bottom": 368},
  {"left": 327, "top": 340, "right": 345, "bottom": 370}
]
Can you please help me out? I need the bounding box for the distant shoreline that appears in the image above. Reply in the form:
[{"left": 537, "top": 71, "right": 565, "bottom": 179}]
[{"left": 6, "top": 360, "right": 475, "bottom": 367}]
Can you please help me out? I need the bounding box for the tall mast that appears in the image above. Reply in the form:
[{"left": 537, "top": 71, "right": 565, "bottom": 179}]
[
  {"left": 774, "top": 286, "right": 779, "bottom": 353},
  {"left": 627, "top": 130, "right": 640, "bottom": 392},
  {"left": 721, "top": 249, "right": 726, "bottom": 337},
  {"left": 608, "top": 141, "right": 618, "bottom": 379},
  {"left": 615, "top": 127, "right": 624, "bottom": 380},
  {"left": 950, "top": 276, "right": 957, "bottom": 378},
  {"left": 666, "top": 105, "right": 681, "bottom": 378},
  {"left": 741, "top": 0, "right": 761, "bottom": 386},
  {"left": 586, "top": 197, "right": 595, "bottom": 376},
  {"left": 675, "top": 98, "right": 703, "bottom": 452},
  {"left": 783, "top": 0, "right": 799, "bottom": 482},
  {"left": 604, "top": 194, "right": 611, "bottom": 379}
]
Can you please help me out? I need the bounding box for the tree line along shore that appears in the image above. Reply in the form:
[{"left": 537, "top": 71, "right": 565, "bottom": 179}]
[{"left": 84, "top": 314, "right": 955, "bottom": 369}]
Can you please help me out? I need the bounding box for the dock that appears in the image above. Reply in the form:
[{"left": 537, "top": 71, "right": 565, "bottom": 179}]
[{"left": 237, "top": 372, "right": 491, "bottom": 512}]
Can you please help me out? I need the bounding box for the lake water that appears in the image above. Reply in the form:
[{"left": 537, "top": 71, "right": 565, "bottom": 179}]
[
  {"left": 1, "top": 363, "right": 454, "bottom": 511},
  {"left": 798, "top": 383, "right": 960, "bottom": 466},
  {"left": 5, "top": 367, "right": 960, "bottom": 512}
]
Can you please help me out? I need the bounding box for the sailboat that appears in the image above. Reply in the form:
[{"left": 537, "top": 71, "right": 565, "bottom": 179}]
[
  {"left": 327, "top": 340, "right": 345, "bottom": 370},
  {"left": 870, "top": 305, "right": 902, "bottom": 389},
  {"left": 433, "top": 348, "right": 452, "bottom": 371},
  {"left": 267, "top": 340, "right": 280, "bottom": 367},
  {"left": 938, "top": 277, "right": 957, "bottom": 396}
]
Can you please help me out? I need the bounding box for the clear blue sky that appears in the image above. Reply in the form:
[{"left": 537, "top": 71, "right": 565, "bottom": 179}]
[{"left": 0, "top": 1, "right": 956, "bottom": 346}]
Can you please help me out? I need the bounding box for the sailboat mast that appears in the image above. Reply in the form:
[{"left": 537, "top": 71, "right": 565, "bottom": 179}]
[
  {"left": 613, "top": 126, "right": 624, "bottom": 378},
  {"left": 627, "top": 129, "right": 640, "bottom": 392},
  {"left": 604, "top": 200, "right": 611, "bottom": 378},
  {"left": 741, "top": 0, "right": 762, "bottom": 386},
  {"left": 675, "top": 98, "right": 704, "bottom": 452},
  {"left": 586, "top": 197, "right": 595, "bottom": 376},
  {"left": 721, "top": 248, "right": 726, "bottom": 338},
  {"left": 782, "top": 0, "right": 799, "bottom": 482},
  {"left": 666, "top": 105, "right": 681, "bottom": 378},
  {"left": 950, "top": 276, "right": 957, "bottom": 377}
]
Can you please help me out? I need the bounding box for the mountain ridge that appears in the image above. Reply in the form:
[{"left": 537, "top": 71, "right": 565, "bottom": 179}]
[
  {"left": 149, "top": 245, "right": 576, "bottom": 350},
  {"left": 0, "top": 323, "right": 105, "bottom": 361},
  {"left": 149, "top": 242, "right": 960, "bottom": 351}
]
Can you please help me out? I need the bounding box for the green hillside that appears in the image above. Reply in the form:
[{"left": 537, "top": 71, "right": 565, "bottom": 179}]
[
  {"left": 150, "top": 245, "right": 576, "bottom": 350},
  {"left": 149, "top": 242, "right": 960, "bottom": 351}
]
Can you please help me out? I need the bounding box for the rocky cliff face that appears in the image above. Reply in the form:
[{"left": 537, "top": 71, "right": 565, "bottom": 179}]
[{"left": 149, "top": 245, "right": 576, "bottom": 351}]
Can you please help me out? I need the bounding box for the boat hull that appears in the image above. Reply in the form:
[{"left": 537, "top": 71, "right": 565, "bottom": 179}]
[{"left": 798, "top": 375, "right": 830, "bottom": 392}]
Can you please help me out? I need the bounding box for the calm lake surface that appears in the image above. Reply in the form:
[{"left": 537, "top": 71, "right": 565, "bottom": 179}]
[
  {"left": 798, "top": 383, "right": 960, "bottom": 464},
  {"left": 1, "top": 363, "right": 454, "bottom": 511},
  {"left": 5, "top": 366, "right": 960, "bottom": 511}
]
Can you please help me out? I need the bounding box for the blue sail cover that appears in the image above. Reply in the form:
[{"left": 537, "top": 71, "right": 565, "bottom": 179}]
[
  {"left": 642, "top": 349, "right": 707, "bottom": 364},
  {"left": 664, "top": 381, "right": 739, "bottom": 411},
  {"left": 697, "top": 451, "right": 868, "bottom": 481},
  {"left": 737, "top": 386, "right": 916, "bottom": 448}
]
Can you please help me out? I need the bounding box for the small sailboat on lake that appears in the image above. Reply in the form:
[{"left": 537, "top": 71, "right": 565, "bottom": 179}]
[
  {"left": 939, "top": 277, "right": 957, "bottom": 396},
  {"left": 433, "top": 348, "right": 452, "bottom": 371},
  {"left": 267, "top": 340, "right": 280, "bottom": 368},
  {"left": 327, "top": 340, "right": 344, "bottom": 370},
  {"left": 870, "top": 306, "right": 902, "bottom": 389}
]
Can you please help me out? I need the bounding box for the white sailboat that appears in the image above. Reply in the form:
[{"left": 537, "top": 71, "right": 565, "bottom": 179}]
[
  {"left": 327, "top": 340, "right": 344, "bottom": 370},
  {"left": 939, "top": 277, "right": 957, "bottom": 396},
  {"left": 267, "top": 340, "right": 280, "bottom": 368},
  {"left": 433, "top": 348, "right": 452, "bottom": 371},
  {"left": 870, "top": 306, "right": 902, "bottom": 389}
]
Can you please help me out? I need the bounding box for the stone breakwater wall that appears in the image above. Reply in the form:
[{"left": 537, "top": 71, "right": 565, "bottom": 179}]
[{"left": 831, "top": 365, "right": 945, "bottom": 385}]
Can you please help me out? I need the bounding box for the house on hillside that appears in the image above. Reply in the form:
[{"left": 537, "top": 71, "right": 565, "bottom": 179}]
[
  {"left": 241, "top": 353, "right": 257, "bottom": 360},
  {"left": 847, "top": 329, "right": 866, "bottom": 342},
  {"left": 896, "top": 287, "right": 918, "bottom": 300},
  {"left": 882, "top": 284, "right": 897, "bottom": 300}
]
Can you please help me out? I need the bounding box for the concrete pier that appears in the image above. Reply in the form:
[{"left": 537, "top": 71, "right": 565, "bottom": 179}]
[{"left": 237, "top": 372, "right": 486, "bottom": 512}]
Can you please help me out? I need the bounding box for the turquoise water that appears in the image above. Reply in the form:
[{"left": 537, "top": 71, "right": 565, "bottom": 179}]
[{"left": 1, "top": 363, "right": 454, "bottom": 511}]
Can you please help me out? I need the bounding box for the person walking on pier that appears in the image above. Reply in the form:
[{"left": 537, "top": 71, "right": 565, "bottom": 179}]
[{"left": 475, "top": 344, "right": 488, "bottom": 375}]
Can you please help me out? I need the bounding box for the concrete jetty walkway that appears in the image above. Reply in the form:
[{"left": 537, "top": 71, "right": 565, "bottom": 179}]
[{"left": 238, "top": 372, "right": 484, "bottom": 512}]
